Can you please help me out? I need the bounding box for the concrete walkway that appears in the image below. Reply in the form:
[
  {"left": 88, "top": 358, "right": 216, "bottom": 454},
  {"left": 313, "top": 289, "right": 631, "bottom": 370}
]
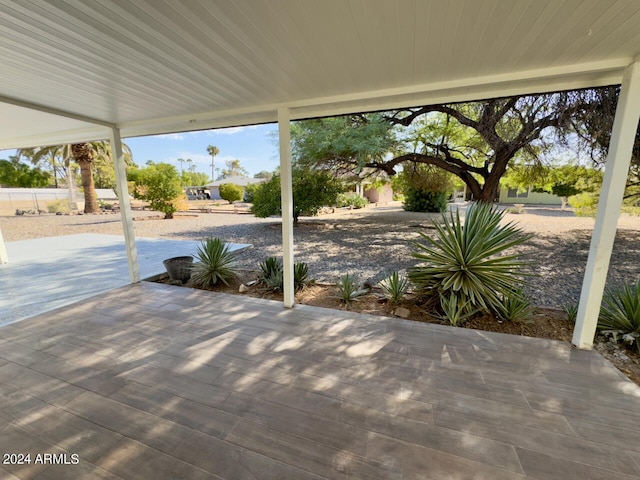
[{"left": 0, "top": 233, "right": 249, "bottom": 326}]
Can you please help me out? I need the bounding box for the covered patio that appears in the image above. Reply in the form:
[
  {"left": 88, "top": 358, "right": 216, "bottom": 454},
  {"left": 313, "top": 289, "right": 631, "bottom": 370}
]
[
  {"left": 2, "top": 281, "right": 640, "bottom": 479},
  {"left": 2, "top": 1, "right": 640, "bottom": 478}
]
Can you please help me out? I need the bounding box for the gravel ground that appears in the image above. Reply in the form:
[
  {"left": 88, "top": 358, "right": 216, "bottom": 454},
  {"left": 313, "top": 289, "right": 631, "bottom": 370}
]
[{"left": 2, "top": 202, "right": 639, "bottom": 308}]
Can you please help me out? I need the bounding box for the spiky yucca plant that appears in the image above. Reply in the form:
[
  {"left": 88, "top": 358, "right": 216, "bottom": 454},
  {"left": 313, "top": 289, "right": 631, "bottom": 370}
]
[
  {"left": 598, "top": 279, "right": 640, "bottom": 348},
  {"left": 439, "top": 293, "right": 477, "bottom": 326},
  {"left": 259, "top": 256, "right": 310, "bottom": 292},
  {"left": 409, "top": 202, "right": 531, "bottom": 314},
  {"left": 191, "top": 237, "right": 239, "bottom": 288},
  {"left": 379, "top": 271, "right": 410, "bottom": 304},
  {"left": 336, "top": 273, "right": 369, "bottom": 306},
  {"left": 498, "top": 288, "right": 534, "bottom": 323}
]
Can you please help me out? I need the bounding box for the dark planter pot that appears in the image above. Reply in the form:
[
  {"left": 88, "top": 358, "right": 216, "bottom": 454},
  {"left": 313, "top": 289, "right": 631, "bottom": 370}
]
[{"left": 163, "top": 256, "right": 193, "bottom": 283}]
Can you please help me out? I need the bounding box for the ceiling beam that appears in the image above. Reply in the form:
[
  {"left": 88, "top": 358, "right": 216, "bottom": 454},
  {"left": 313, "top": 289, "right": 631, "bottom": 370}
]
[{"left": 0, "top": 95, "right": 115, "bottom": 128}]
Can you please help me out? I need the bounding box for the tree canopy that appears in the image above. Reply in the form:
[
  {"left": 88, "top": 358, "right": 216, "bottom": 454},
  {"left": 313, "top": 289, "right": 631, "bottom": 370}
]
[
  {"left": 292, "top": 87, "right": 636, "bottom": 203},
  {"left": 129, "top": 162, "right": 184, "bottom": 219},
  {"left": 251, "top": 166, "right": 342, "bottom": 223},
  {"left": 219, "top": 159, "right": 249, "bottom": 179},
  {"left": 0, "top": 156, "right": 50, "bottom": 187},
  {"left": 18, "top": 141, "right": 133, "bottom": 213}
]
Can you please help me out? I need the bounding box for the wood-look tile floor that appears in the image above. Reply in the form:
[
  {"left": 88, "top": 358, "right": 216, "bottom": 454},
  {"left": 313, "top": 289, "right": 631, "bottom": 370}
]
[{"left": 1, "top": 282, "right": 639, "bottom": 479}]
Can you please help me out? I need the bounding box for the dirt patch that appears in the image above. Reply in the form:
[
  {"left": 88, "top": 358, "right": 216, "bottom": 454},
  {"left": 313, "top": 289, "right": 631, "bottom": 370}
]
[{"left": 157, "top": 271, "right": 640, "bottom": 387}]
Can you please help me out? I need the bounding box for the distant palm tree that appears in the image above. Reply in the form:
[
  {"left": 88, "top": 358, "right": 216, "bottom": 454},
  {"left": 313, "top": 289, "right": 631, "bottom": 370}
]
[
  {"left": 186, "top": 158, "right": 194, "bottom": 186},
  {"left": 207, "top": 145, "right": 219, "bottom": 182},
  {"left": 19, "top": 141, "right": 132, "bottom": 213}
]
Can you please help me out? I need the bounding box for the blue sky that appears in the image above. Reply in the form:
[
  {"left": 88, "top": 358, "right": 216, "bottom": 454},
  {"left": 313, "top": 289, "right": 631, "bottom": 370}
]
[
  {"left": 1, "top": 123, "right": 281, "bottom": 182},
  {"left": 126, "top": 123, "right": 280, "bottom": 180}
]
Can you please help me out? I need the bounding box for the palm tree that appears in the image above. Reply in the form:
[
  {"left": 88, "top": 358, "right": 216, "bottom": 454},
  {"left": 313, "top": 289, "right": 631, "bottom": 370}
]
[
  {"left": 18, "top": 141, "right": 132, "bottom": 213},
  {"left": 207, "top": 145, "right": 219, "bottom": 182},
  {"left": 177, "top": 158, "right": 186, "bottom": 185},
  {"left": 186, "top": 158, "right": 194, "bottom": 186}
]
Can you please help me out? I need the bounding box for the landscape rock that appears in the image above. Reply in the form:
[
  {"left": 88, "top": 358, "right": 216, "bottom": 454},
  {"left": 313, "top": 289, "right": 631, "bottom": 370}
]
[{"left": 394, "top": 307, "right": 410, "bottom": 318}]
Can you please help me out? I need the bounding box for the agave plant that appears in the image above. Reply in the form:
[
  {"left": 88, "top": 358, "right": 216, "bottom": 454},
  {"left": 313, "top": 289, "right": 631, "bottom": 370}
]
[
  {"left": 336, "top": 273, "right": 369, "bottom": 306},
  {"left": 191, "top": 237, "right": 239, "bottom": 288},
  {"left": 293, "top": 262, "right": 310, "bottom": 292},
  {"left": 259, "top": 256, "right": 310, "bottom": 292},
  {"left": 379, "top": 271, "right": 410, "bottom": 304},
  {"left": 598, "top": 279, "right": 640, "bottom": 348},
  {"left": 564, "top": 302, "right": 578, "bottom": 323},
  {"left": 408, "top": 202, "right": 532, "bottom": 314},
  {"left": 439, "top": 293, "right": 478, "bottom": 326},
  {"left": 497, "top": 288, "right": 534, "bottom": 323}
]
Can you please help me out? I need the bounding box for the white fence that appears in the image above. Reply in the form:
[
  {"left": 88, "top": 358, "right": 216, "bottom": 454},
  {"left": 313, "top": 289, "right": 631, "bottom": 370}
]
[{"left": 0, "top": 188, "right": 117, "bottom": 215}]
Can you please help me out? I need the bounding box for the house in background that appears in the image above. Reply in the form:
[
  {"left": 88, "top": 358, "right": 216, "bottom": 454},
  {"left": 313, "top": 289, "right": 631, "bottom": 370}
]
[
  {"left": 206, "top": 176, "right": 266, "bottom": 200},
  {"left": 363, "top": 183, "right": 393, "bottom": 203},
  {"left": 499, "top": 187, "right": 562, "bottom": 205}
]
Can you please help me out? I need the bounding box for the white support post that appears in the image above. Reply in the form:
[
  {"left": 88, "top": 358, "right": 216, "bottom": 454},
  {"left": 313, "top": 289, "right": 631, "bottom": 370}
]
[
  {"left": 109, "top": 127, "right": 140, "bottom": 283},
  {"left": 0, "top": 227, "right": 8, "bottom": 264},
  {"left": 572, "top": 60, "right": 640, "bottom": 349},
  {"left": 278, "top": 108, "right": 295, "bottom": 308}
]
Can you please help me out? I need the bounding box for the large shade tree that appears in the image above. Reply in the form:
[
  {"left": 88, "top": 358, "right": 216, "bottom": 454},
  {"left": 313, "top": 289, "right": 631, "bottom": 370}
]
[
  {"left": 19, "top": 141, "right": 132, "bottom": 213},
  {"left": 293, "top": 88, "right": 619, "bottom": 203},
  {"left": 570, "top": 86, "right": 640, "bottom": 201}
]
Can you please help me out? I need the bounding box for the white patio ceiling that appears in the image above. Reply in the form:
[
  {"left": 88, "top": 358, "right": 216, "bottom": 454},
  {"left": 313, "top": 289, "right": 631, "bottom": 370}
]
[{"left": 1, "top": 0, "right": 640, "bottom": 149}]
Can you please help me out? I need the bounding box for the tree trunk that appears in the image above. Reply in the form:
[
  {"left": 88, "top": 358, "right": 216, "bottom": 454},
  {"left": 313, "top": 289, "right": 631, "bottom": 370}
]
[{"left": 71, "top": 143, "right": 99, "bottom": 213}]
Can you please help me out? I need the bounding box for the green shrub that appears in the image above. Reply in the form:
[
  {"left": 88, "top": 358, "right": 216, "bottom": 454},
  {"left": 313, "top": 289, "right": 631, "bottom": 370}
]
[
  {"left": 191, "top": 238, "right": 239, "bottom": 288},
  {"left": 244, "top": 183, "right": 260, "bottom": 203},
  {"left": 408, "top": 202, "right": 531, "bottom": 314},
  {"left": 219, "top": 183, "right": 244, "bottom": 204},
  {"left": 132, "top": 163, "right": 183, "bottom": 219},
  {"left": 497, "top": 288, "right": 534, "bottom": 323},
  {"left": 598, "top": 279, "right": 640, "bottom": 349},
  {"left": 251, "top": 166, "right": 342, "bottom": 223},
  {"left": 259, "top": 256, "right": 310, "bottom": 292},
  {"left": 336, "top": 273, "right": 369, "bottom": 306},
  {"left": 47, "top": 199, "right": 69, "bottom": 214},
  {"left": 336, "top": 193, "right": 368, "bottom": 209},
  {"left": 379, "top": 271, "right": 410, "bottom": 304},
  {"left": 403, "top": 188, "right": 449, "bottom": 213},
  {"left": 568, "top": 192, "right": 598, "bottom": 217}
]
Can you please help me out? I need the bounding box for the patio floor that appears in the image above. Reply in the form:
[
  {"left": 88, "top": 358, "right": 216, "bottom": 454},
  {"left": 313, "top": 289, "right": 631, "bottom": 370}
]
[
  {"left": 1, "top": 282, "right": 640, "bottom": 479},
  {"left": 0, "top": 233, "right": 250, "bottom": 326}
]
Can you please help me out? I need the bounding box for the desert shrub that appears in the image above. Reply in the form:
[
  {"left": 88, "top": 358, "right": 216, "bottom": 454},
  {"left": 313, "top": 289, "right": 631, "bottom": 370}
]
[
  {"left": 497, "top": 288, "right": 534, "bottom": 323},
  {"left": 569, "top": 192, "right": 598, "bottom": 217},
  {"left": 251, "top": 166, "right": 342, "bottom": 223},
  {"left": 259, "top": 256, "right": 310, "bottom": 292},
  {"left": 191, "top": 237, "right": 239, "bottom": 288},
  {"left": 132, "top": 162, "right": 184, "bottom": 219},
  {"left": 244, "top": 183, "right": 260, "bottom": 203},
  {"left": 336, "top": 193, "right": 368, "bottom": 209},
  {"left": 219, "top": 183, "right": 244, "bottom": 204},
  {"left": 598, "top": 279, "right": 640, "bottom": 349},
  {"left": 396, "top": 164, "right": 453, "bottom": 213},
  {"left": 403, "top": 189, "right": 449, "bottom": 213},
  {"left": 379, "top": 271, "right": 410, "bottom": 304},
  {"left": 409, "top": 202, "right": 531, "bottom": 315},
  {"left": 336, "top": 273, "right": 369, "bottom": 306},
  {"left": 47, "top": 199, "right": 69, "bottom": 214}
]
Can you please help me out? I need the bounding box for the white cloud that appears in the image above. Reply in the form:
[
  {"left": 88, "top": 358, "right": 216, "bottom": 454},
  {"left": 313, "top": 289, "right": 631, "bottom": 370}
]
[{"left": 155, "top": 131, "right": 203, "bottom": 140}]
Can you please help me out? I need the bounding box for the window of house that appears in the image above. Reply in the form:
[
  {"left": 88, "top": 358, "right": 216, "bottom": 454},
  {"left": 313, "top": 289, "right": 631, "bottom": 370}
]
[{"left": 507, "top": 188, "right": 529, "bottom": 198}]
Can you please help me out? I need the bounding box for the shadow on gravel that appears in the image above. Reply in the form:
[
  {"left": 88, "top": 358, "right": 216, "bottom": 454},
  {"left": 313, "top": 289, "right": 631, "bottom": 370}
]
[{"left": 170, "top": 216, "right": 640, "bottom": 308}]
